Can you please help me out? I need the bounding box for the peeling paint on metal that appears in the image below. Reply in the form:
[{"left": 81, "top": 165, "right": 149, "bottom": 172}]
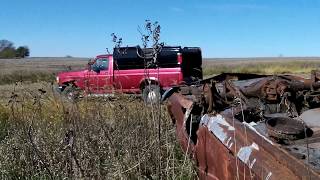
[
  {"left": 228, "top": 142, "right": 233, "bottom": 149},
  {"left": 265, "top": 172, "right": 272, "bottom": 180},
  {"left": 201, "top": 114, "right": 235, "bottom": 144},
  {"left": 226, "top": 137, "right": 234, "bottom": 149},
  {"left": 244, "top": 122, "right": 274, "bottom": 145},
  {"left": 226, "top": 137, "right": 232, "bottom": 146},
  {"left": 249, "top": 121, "right": 257, "bottom": 126},
  {"left": 249, "top": 158, "right": 256, "bottom": 169},
  {"left": 237, "top": 142, "right": 259, "bottom": 164},
  {"left": 201, "top": 114, "right": 235, "bottom": 131}
]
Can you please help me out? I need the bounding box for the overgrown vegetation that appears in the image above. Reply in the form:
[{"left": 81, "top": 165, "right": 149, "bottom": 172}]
[{"left": 0, "top": 83, "right": 197, "bottom": 179}]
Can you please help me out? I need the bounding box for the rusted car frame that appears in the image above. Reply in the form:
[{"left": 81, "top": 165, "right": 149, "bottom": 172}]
[{"left": 164, "top": 71, "right": 320, "bottom": 179}]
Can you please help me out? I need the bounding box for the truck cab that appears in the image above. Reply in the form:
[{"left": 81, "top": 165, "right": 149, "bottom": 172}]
[{"left": 86, "top": 54, "right": 114, "bottom": 94}]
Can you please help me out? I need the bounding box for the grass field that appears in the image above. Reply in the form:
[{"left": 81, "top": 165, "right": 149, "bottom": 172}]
[
  {"left": 0, "top": 57, "right": 320, "bottom": 179},
  {"left": 0, "top": 58, "right": 88, "bottom": 85},
  {"left": 203, "top": 57, "right": 320, "bottom": 76}
]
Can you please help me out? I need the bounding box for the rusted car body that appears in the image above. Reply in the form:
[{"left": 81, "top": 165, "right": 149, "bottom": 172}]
[{"left": 164, "top": 71, "right": 320, "bottom": 179}]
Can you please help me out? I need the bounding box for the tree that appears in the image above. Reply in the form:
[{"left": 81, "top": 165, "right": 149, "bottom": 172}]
[
  {"left": 0, "top": 40, "right": 14, "bottom": 52},
  {"left": 0, "top": 39, "right": 16, "bottom": 58},
  {"left": 16, "top": 46, "right": 30, "bottom": 58},
  {"left": 0, "top": 40, "right": 30, "bottom": 59},
  {"left": 0, "top": 47, "right": 16, "bottom": 58}
]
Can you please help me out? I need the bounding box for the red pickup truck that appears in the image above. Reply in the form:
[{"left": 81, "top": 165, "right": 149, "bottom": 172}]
[{"left": 56, "top": 46, "right": 202, "bottom": 102}]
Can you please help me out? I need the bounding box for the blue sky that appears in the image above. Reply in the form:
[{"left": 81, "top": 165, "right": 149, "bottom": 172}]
[{"left": 1, "top": 0, "right": 319, "bottom": 57}]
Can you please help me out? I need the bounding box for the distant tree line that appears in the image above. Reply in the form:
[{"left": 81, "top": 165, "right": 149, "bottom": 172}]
[{"left": 0, "top": 39, "right": 30, "bottom": 59}]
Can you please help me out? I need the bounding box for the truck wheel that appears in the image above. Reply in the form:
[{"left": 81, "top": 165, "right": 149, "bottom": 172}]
[
  {"left": 142, "top": 84, "right": 161, "bottom": 104},
  {"left": 62, "top": 84, "right": 81, "bottom": 102}
]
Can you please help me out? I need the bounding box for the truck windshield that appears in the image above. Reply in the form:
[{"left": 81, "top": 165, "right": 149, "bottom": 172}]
[{"left": 92, "top": 58, "right": 109, "bottom": 71}]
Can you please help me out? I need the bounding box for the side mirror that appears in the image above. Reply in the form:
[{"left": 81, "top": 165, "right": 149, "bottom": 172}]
[
  {"left": 92, "top": 64, "right": 100, "bottom": 73},
  {"left": 93, "top": 68, "right": 100, "bottom": 74}
]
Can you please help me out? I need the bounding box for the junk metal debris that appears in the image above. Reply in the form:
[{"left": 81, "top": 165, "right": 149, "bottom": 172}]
[{"left": 163, "top": 71, "right": 320, "bottom": 179}]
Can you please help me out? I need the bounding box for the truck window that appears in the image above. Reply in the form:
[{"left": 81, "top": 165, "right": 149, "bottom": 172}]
[
  {"left": 113, "top": 47, "right": 145, "bottom": 70},
  {"left": 157, "top": 47, "right": 180, "bottom": 68},
  {"left": 113, "top": 46, "right": 180, "bottom": 70},
  {"left": 92, "top": 58, "right": 109, "bottom": 71}
]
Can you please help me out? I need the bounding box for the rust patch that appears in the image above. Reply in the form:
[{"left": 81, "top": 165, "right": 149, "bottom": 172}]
[{"left": 165, "top": 71, "right": 320, "bottom": 179}]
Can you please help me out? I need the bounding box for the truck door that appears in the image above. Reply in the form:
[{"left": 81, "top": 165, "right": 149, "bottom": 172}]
[{"left": 86, "top": 58, "right": 112, "bottom": 94}]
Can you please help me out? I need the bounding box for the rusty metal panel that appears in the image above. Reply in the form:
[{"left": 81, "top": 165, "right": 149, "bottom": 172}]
[
  {"left": 167, "top": 93, "right": 194, "bottom": 154},
  {"left": 166, "top": 71, "right": 320, "bottom": 180},
  {"left": 195, "top": 126, "right": 252, "bottom": 180}
]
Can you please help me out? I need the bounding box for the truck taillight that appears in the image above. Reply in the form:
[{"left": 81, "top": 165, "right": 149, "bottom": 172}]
[{"left": 177, "top": 53, "right": 182, "bottom": 65}]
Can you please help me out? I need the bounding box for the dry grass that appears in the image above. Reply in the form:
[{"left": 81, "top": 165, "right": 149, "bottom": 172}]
[
  {"left": 0, "top": 57, "right": 88, "bottom": 74},
  {"left": 203, "top": 57, "right": 320, "bottom": 76},
  {"left": 0, "top": 82, "right": 197, "bottom": 179},
  {"left": 0, "top": 58, "right": 88, "bottom": 85},
  {"left": 0, "top": 58, "right": 199, "bottom": 179}
]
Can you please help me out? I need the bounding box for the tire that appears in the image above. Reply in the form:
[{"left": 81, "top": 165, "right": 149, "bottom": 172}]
[
  {"left": 142, "top": 84, "right": 161, "bottom": 104},
  {"left": 62, "top": 84, "right": 81, "bottom": 102}
]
